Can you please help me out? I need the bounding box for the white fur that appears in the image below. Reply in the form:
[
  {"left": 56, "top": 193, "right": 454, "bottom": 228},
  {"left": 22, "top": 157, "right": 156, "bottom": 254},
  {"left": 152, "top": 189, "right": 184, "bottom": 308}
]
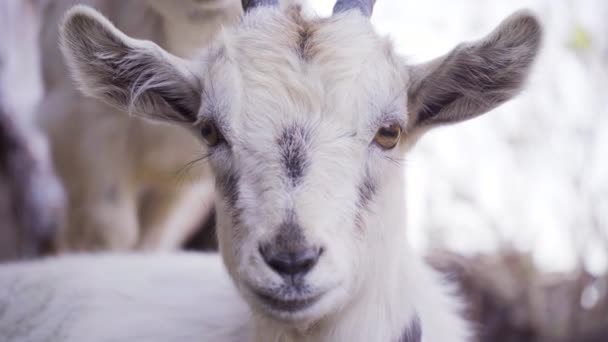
[
  {"left": 0, "top": 253, "right": 252, "bottom": 342},
  {"left": 53, "top": 2, "right": 541, "bottom": 341}
]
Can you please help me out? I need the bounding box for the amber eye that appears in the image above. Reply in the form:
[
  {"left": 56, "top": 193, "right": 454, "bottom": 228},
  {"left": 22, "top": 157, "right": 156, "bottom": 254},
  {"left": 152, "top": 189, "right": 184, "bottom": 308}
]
[
  {"left": 200, "top": 121, "right": 222, "bottom": 146},
  {"left": 373, "top": 123, "right": 402, "bottom": 150}
]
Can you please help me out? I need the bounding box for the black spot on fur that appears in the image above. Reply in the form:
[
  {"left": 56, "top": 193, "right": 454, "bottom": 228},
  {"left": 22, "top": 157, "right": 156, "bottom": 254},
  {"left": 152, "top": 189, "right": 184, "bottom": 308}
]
[
  {"left": 277, "top": 125, "right": 310, "bottom": 186},
  {"left": 398, "top": 315, "right": 422, "bottom": 342}
]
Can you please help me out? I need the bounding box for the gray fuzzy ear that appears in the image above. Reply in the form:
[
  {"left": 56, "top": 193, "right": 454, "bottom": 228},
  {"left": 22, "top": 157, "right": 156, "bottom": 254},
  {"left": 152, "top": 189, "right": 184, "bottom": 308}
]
[
  {"left": 60, "top": 5, "right": 202, "bottom": 123},
  {"left": 407, "top": 10, "right": 542, "bottom": 128}
]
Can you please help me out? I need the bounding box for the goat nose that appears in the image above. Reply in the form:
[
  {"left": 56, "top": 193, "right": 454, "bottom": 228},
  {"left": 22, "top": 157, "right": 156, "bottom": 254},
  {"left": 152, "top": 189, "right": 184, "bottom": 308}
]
[{"left": 259, "top": 245, "right": 322, "bottom": 277}]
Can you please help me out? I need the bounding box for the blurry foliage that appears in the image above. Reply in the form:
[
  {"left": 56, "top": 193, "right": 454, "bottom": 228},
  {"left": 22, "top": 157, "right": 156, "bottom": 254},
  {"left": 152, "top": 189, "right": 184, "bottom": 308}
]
[{"left": 569, "top": 25, "right": 592, "bottom": 52}]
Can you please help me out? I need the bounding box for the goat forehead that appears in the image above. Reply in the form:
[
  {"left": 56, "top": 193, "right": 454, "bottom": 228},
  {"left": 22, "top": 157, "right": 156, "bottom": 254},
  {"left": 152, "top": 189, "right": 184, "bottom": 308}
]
[
  {"left": 220, "top": 7, "right": 402, "bottom": 121},
  {"left": 203, "top": 7, "right": 407, "bottom": 175}
]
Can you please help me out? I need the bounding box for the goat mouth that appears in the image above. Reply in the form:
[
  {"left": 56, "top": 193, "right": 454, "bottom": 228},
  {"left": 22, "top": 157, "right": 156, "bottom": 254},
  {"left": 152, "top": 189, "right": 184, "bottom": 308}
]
[{"left": 253, "top": 289, "right": 324, "bottom": 313}]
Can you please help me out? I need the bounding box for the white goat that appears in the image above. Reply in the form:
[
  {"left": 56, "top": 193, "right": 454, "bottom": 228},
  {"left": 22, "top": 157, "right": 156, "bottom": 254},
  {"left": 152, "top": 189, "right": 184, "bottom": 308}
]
[
  {"left": 37, "top": 0, "right": 241, "bottom": 252},
  {"left": 0, "top": 0, "right": 542, "bottom": 341}
]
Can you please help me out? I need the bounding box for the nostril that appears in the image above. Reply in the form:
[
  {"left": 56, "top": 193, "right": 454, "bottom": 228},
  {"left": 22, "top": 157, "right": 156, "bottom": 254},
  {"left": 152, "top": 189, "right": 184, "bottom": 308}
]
[{"left": 259, "top": 244, "right": 322, "bottom": 277}]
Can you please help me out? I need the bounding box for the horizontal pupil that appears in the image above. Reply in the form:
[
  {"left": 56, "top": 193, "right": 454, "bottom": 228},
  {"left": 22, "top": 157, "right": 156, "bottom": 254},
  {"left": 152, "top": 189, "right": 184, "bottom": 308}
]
[
  {"left": 379, "top": 127, "right": 399, "bottom": 137},
  {"left": 201, "top": 124, "right": 214, "bottom": 136}
]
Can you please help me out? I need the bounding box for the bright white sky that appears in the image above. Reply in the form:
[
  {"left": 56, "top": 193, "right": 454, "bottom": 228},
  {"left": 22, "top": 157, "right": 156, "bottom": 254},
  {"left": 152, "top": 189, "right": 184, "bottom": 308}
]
[{"left": 310, "top": 0, "right": 608, "bottom": 274}]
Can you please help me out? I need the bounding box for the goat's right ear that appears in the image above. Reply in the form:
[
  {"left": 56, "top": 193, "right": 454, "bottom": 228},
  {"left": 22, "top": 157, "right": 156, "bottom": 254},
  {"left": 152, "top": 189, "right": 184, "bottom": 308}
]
[{"left": 60, "top": 6, "right": 202, "bottom": 124}]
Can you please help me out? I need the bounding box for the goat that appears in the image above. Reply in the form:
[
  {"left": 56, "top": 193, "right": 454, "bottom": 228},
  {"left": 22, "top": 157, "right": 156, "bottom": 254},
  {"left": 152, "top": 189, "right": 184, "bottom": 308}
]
[
  {"left": 36, "top": 0, "right": 242, "bottom": 252},
  {"left": 0, "top": 0, "right": 542, "bottom": 341},
  {"left": 0, "top": 0, "right": 65, "bottom": 261},
  {"left": 60, "top": 0, "right": 542, "bottom": 340}
]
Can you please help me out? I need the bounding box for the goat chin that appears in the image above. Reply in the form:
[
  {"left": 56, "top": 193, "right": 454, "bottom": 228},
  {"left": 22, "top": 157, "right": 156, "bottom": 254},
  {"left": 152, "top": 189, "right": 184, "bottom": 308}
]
[{"left": 0, "top": 253, "right": 252, "bottom": 342}]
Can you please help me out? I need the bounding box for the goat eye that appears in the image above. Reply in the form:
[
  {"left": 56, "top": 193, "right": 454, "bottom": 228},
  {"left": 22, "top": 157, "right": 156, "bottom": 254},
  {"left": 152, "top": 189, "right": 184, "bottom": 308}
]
[
  {"left": 200, "top": 121, "right": 222, "bottom": 146},
  {"left": 373, "top": 123, "right": 402, "bottom": 150}
]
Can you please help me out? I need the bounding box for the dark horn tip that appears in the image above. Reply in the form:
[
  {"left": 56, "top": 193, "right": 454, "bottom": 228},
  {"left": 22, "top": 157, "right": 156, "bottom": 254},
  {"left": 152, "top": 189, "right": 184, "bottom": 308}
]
[
  {"left": 333, "top": 0, "right": 377, "bottom": 17},
  {"left": 242, "top": 0, "right": 279, "bottom": 12}
]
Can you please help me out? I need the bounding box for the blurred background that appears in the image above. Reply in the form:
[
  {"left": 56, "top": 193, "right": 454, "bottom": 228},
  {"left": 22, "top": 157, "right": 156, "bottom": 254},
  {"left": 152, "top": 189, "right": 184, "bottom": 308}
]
[{"left": 1, "top": 0, "right": 607, "bottom": 341}]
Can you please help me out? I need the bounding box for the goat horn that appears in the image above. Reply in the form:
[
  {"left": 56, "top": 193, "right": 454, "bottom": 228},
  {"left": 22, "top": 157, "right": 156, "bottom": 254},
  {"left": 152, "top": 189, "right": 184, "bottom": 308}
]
[
  {"left": 333, "top": 0, "right": 377, "bottom": 17},
  {"left": 242, "top": 0, "right": 279, "bottom": 12}
]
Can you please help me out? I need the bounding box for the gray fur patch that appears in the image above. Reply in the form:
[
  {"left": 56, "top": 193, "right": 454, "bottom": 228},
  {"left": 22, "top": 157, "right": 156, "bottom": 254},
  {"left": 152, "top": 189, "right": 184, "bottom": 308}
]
[
  {"left": 215, "top": 170, "right": 240, "bottom": 218},
  {"left": 357, "top": 172, "right": 377, "bottom": 208},
  {"left": 354, "top": 170, "right": 377, "bottom": 228},
  {"left": 274, "top": 216, "right": 307, "bottom": 252},
  {"left": 277, "top": 125, "right": 310, "bottom": 186},
  {"left": 398, "top": 315, "right": 422, "bottom": 342}
]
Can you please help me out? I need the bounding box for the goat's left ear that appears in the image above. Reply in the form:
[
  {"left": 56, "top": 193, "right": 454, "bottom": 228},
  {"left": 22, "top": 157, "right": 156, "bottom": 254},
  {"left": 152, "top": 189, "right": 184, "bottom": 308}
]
[{"left": 407, "top": 11, "right": 542, "bottom": 130}]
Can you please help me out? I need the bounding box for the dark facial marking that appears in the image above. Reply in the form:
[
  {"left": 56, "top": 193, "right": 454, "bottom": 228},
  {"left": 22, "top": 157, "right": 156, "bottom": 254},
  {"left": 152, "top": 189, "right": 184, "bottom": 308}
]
[
  {"left": 353, "top": 169, "right": 377, "bottom": 229},
  {"left": 358, "top": 172, "right": 377, "bottom": 208},
  {"left": 277, "top": 124, "right": 310, "bottom": 186},
  {"left": 215, "top": 169, "right": 246, "bottom": 228},
  {"left": 216, "top": 169, "right": 239, "bottom": 208},
  {"left": 261, "top": 213, "right": 313, "bottom": 284},
  {"left": 274, "top": 216, "right": 307, "bottom": 252},
  {"left": 398, "top": 314, "right": 422, "bottom": 342}
]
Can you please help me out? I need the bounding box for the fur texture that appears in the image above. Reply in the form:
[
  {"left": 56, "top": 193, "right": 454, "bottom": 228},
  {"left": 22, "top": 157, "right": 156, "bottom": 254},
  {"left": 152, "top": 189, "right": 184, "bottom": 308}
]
[
  {"left": 58, "top": 2, "right": 542, "bottom": 341},
  {"left": 0, "top": 253, "right": 252, "bottom": 342}
]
